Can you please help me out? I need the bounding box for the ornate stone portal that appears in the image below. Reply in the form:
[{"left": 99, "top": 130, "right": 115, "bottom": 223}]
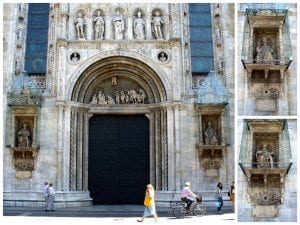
[
  {"left": 241, "top": 9, "right": 292, "bottom": 113},
  {"left": 68, "top": 56, "right": 170, "bottom": 192},
  {"left": 239, "top": 120, "right": 292, "bottom": 218}
]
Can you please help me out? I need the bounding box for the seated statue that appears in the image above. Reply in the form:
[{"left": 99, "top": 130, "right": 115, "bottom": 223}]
[
  {"left": 17, "top": 122, "right": 31, "bottom": 147},
  {"left": 256, "top": 144, "right": 274, "bottom": 168},
  {"left": 204, "top": 121, "right": 218, "bottom": 145}
]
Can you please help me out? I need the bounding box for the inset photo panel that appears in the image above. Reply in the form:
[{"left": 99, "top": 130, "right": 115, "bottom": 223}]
[
  {"left": 237, "top": 3, "right": 297, "bottom": 116},
  {"left": 237, "top": 119, "right": 297, "bottom": 222}
]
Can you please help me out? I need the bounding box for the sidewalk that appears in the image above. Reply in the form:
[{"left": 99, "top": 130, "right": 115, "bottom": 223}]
[{"left": 3, "top": 204, "right": 234, "bottom": 218}]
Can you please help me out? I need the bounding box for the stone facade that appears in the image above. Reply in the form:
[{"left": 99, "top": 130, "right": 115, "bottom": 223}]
[
  {"left": 237, "top": 4, "right": 297, "bottom": 116},
  {"left": 238, "top": 119, "right": 297, "bottom": 222},
  {"left": 3, "top": 3, "right": 234, "bottom": 208}
]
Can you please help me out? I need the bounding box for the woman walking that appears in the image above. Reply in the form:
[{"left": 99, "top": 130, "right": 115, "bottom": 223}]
[
  {"left": 229, "top": 181, "right": 235, "bottom": 212},
  {"left": 216, "top": 182, "right": 223, "bottom": 211},
  {"left": 137, "top": 184, "right": 158, "bottom": 222}
]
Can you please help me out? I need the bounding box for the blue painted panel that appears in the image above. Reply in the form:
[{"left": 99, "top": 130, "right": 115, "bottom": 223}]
[
  {"left": 189, "top": 3, "right": 214, "bottom": 73},
  {"left": 25, "top": 3, "right": 49, "bottom": 74}
]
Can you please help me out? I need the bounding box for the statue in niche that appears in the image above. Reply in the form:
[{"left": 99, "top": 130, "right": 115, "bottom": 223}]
[
  {"left": 94, "top": 10, "right": 105, "bottom": 40},
  {"left": 256, "top": 144, "right": 274, "bottom": 168},
  {"left": 204, "top": 121, "right": 218, "bottom": 145},
  {"left": 98, "top": 91, "right": 106, "bottom": 104},
  {"left": 113, "top": 10, "right": 125, "bottom": 40},
  {"left": 134, "top": 11, "right": 145, "bottom": 40},
  {"left": 74, "top": 12, "right": 86, "bottom": 39},
  {"left": 151, "top": 10, "right": 164, "bottom": 39},
  {"left": 256, "top": 37, "right": 275, "bottom": 63},
  {"left": 17, "top": 122, "right": 31, "bottom": 147},
  {"left": 91, "top": 94, "right": 98, "bottom": 104}
]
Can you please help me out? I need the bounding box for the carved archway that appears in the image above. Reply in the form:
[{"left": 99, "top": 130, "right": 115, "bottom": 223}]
[{"left": 68, "top": 56, "right": 169, "bottom": 195}]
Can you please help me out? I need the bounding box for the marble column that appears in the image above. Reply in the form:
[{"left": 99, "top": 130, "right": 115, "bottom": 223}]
[
  {"left": 127, "top": 14, "right": 133, "bottom": 40},
  {"left": 221, "top": 113, "right": 225, "bottom": 145},
  {"left": 58, "top": 40, "right": 67, "bottom": 100},
  {"left": 105, "top": 16, "right": 111, "bottom": 40},
  {"left": 174, "top": 104, "right": 181, "bottom": 190},
  {"left": 146, "top": 13, "right": 152, "bottom": 40},
  {"left": 86, "top": 13, "right": 93, "bottom": 40},
  {"left": 166, "top": 105, "right": 175, "bottom": 191},
  {"left": 60, "top": 13, "right": 69, "bottom": 39},
  {"left": 56, "top": 102, "right": 66, "bottom": 191}
]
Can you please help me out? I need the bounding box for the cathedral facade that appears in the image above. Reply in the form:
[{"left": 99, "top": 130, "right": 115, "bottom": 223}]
[{"left": 3, "top": 3, "right": 234, "bottom": 207}]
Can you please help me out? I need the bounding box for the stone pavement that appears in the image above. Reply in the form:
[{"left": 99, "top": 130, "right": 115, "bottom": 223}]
[{"left": 3, "top": 205, "right": 235, "bottom": 225}]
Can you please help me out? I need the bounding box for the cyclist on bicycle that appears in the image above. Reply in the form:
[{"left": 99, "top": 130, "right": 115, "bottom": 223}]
[{"left": 181, "top": 182, "right": 197, "bottom": 212}]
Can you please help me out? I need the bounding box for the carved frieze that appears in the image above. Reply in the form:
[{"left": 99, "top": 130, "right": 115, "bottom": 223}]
[
  {"left": 11, "top": 147, "right": 38, "bottom": 178},
  {"left": 250, "top": 189, "right": 282, "bottom": 205},
  {"left": 90, "top": 88, "right": 147, "bottom": 105}
]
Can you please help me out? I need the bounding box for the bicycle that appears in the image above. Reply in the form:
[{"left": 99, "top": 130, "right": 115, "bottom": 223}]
[{"left": 173, "top": 196, "right": 206, "bottom": 218}]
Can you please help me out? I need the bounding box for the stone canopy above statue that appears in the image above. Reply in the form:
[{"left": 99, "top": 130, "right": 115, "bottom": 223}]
[
  {"left": 7, "top": 70, "right": 42, "bottom": 107},
  {"left": 197, "top": 71, "right": 229, "bottom": 105}
]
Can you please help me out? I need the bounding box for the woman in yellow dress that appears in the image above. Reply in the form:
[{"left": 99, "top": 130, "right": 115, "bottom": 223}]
[{"left": 137, "top": 184, "right": 158, "bottom": 222}]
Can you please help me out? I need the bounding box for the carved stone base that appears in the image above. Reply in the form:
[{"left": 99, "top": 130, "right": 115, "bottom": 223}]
[
  {"left": 252, "top": 205, "right": 278, "bottom": 218},
  {"left": 255, "top": 99, "right": 277, "bottom": 112},
  {"left": 15, "top": 170, "right": 32, "bottom": 179},
  {"left": 204, "top": 168, "right": 219, "bottom": 177}
]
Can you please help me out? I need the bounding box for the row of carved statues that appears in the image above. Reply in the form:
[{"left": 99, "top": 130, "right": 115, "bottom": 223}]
[
  {"left": 90, "top": 89, "right": 147, "bottom": 105},
  {"left": 74, "top": 10, "right": 164, "bottom": 40}
]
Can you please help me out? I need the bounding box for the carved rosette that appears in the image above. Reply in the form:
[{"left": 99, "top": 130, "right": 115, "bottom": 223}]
[
  {"left": 202, "top": 160, "right": 221, "bottom": 170},
  {"left": 250, "top": 189, "right": 282, "bottom": 205}
]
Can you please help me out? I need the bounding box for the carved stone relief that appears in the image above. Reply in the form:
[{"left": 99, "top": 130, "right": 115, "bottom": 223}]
[
  {"left": 250, "top": 189, "right": 282, "bottom": 205},
  {"left": 151, "top": 10, "right": 164, "bottom": 39},
  {"left": 133, "top": 10, "right": 145, "bottom": 40},
  {"left": 253, "top": 133, "right": 278, "bottom": 168},
  {"left": 74, "top": 11, "right": 86, "bottom": 39},
  {"left": 255, "top": 36, "right": 277, "bottom": 63},
  {"left": 93, "top": 9, "right": 105, "bottom": 40},
  {"left": 252, "top": 83, "right": 280, "bottom": 112},
  {"left": 113, "top": 9, "right": 125, "bottom": 40},
  {"left": 202, "top": 116, "right": 220, "bottom": 146}
]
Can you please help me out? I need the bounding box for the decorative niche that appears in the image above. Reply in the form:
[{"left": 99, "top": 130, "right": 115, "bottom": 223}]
[
  {"left": 241, "top": 9, "right": 292, "bottom": 112},
  {"left": 196, "top": 105, "right": 228, "bottom": 178},
  {"left": 10, "top": 107, "right": 39, "bottom": 179},
  {"left": 239, "top": 120, "right": 292, "bottom": 218},
  {"left": 7, "top": 71, "right": 41, "bottom": 179}
]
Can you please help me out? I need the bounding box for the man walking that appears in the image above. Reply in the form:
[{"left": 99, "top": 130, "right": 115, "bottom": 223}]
[
  {"left": 46, "top": 183, "right": 56, "bottom": 211},
  {"left": 43, "top": 182, "right": 49, "bottom": 211}
]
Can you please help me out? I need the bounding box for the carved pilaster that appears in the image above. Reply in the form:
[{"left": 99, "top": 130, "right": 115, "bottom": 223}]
[
  {"left": 69, "top": 109, "right": 77, "bottom": 191},
  {"left": 61, "top": 13, "right": 69, "bottom": 39},
  {"left": 154, "top": 109, "right": 162, "bottom": 190},
  {"left": 82, "top": 110, "right": 89, "bottom": 191},
  {"left": 161, "top": 108, "right": 168, "bottom": 190},
  {"left": 76, "top": 109, "right": 83, "bottom": 190},
  {"left": 105, "top": 15, "right": 111, "bottom": 40},
  {"left": 127, "top": 14, "right": 133, "bottom": 40},
  {"left": 86, "top": 13, "right": 93, "bottom": 40},
  {"left": 146, "top": 13, "right": 152, "bottom": 40}
]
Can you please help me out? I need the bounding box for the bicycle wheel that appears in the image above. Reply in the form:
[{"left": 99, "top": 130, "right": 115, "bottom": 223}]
[
  {"left": 193, "top": 202, "right": 206, "bottom": 216},
  {"left": 173, "top": 203, "right": 186, "bottom": 218}
]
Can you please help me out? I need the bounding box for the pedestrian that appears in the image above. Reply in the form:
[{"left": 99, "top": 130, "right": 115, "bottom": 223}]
[
  {"left": 46, "top": 183, "right": 55, "bottom": 211},
  {"left": 229, "top": 181, "right": 235, "bottom": 212},
  {"left": 216, "top": 182, "right": 223, "bottom": 211},
  {"left": 137, "top": 184, "right": 158, "bottom": 222},
  {"left": 43, "top": 181, "right": 49, "bottom": 211}
]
